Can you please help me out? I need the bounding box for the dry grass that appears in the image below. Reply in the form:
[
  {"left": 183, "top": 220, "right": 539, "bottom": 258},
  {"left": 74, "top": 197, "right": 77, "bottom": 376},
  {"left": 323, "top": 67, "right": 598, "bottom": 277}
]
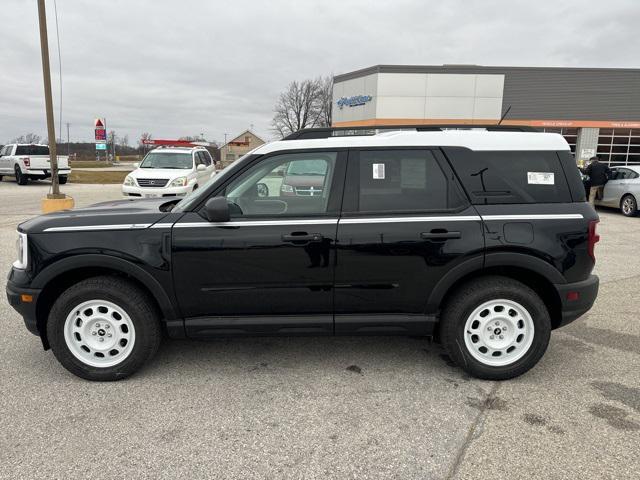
[{"left": 69, "top": 170, "right": 128, "bottom": 184}]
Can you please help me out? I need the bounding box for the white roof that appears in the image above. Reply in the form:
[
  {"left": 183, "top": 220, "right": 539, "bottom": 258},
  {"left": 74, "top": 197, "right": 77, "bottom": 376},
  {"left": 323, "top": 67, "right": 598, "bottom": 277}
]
[{"left": 253, "top": 130, "right": 570, "bottom": 154}]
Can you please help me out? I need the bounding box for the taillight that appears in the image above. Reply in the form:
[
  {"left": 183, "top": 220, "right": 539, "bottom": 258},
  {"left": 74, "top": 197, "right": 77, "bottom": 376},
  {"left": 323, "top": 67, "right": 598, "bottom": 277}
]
[
  {"left": 21, "top": 157, "right": 30, "bottom": 167},
  {"left": 588, "top": 220, "right": 600, "bottom": 262}
]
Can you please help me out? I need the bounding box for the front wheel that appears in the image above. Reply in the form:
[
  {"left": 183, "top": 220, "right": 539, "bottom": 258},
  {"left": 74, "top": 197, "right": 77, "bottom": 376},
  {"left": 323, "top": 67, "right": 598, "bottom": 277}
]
[
  {"left": 439, "top": 276, "right": 551, "bottom": 380},
  {"left": 58, "top": 175, "right": 68, "bottom": 185},
  {"left": 620, "top": 194, "right": 637, "bottom": 217},
  {"left": 47, "top": 276, "right": 161, "bottom": 381}
]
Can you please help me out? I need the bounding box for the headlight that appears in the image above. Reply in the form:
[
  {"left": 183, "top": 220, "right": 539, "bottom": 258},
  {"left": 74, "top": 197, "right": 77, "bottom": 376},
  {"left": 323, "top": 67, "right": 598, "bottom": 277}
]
[
  {"left": 123, "top": 175, "right": 135, "bottom": 186},
  {"left": 281, "top": 184, "right": 294, "bottom": 193},
  {"left": 170, "top": 177, "right": 187, "bottom": 187},
  {"left": 13, "top": 232, "right": 28, "bottom": 269}
]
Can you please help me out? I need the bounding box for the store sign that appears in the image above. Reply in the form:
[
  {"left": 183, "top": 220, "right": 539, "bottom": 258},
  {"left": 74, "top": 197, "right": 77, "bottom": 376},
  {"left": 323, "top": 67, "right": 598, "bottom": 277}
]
[
  {"left": 95, "top": 143, "right": 107, "bottom": 150},
  {"left": 337, "top": 95, "right": 372, "bottom": 109}
]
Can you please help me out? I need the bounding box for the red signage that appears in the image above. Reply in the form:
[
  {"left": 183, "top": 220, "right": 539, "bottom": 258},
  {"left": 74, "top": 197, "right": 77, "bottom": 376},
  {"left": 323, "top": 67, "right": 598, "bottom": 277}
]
[{"left": 95, "top": 129, "right": 106, "bottom": 141}]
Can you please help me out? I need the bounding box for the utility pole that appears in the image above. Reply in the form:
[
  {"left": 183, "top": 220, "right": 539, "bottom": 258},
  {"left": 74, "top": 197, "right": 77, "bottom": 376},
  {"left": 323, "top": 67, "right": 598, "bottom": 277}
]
[
  {"left": 37, "top": 0, "right": 63, "bottom": 198},
  {"left": 66, "top": 122, "right": 70, "bottom": 158}
]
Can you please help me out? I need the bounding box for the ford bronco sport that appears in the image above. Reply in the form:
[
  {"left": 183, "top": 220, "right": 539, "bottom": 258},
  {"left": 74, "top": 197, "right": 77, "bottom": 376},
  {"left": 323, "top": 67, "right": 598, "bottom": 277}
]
[{"left": 6, "top": 126, "right": 599, "bottom": 381}]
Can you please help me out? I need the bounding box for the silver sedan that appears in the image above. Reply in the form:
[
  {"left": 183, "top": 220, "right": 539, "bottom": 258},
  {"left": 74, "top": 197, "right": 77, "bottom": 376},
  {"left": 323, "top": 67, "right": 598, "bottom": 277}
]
[{"left": 595, "top": 166, "right": 640, "bottom": 217}]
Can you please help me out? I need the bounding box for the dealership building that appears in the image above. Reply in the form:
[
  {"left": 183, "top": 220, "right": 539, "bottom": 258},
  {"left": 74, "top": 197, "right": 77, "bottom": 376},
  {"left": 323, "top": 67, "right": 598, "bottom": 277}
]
[{"left": 332, "top": 65, "right": 640, "bottom": 166}]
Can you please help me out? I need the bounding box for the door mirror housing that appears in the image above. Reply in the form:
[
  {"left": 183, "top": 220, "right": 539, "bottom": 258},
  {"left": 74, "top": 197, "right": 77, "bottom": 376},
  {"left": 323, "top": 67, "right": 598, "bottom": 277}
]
[
  {"left": 202, "top": 197, "right": 230, "bottom": 223},
  {"left": 196, "top": 164, "right": 206, "bottom": 172}
]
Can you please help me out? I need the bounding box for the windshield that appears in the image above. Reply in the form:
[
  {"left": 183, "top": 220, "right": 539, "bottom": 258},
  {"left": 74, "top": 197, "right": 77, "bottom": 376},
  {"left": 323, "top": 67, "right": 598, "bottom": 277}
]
[
  {"left": 140, "top": 152, "right": 193, "bottom": 169},
  {"left": 286, "top": 159, "right": 327, "bottom": 176}
]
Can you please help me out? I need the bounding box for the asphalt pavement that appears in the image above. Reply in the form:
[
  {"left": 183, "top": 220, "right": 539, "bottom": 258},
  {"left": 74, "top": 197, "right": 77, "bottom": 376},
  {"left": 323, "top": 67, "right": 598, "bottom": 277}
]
[{"left": 0, "top": 180, "right": 638, "bottom": 479}]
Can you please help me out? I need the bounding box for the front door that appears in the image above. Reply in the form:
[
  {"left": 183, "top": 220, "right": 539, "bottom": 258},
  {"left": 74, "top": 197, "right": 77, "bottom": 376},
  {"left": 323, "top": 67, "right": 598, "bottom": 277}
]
[
  {"left": 334, "top": 148, "right": 484, "bottom": 334},
  {"left": 172, "top": 150, "right": 346, "bottom": 336}
]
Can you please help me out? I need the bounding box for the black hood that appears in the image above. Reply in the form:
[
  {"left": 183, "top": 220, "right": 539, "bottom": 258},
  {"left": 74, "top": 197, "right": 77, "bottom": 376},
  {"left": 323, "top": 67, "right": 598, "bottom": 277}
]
[{"left": 18, "top": 198, "right": 177, "bottom": 234}]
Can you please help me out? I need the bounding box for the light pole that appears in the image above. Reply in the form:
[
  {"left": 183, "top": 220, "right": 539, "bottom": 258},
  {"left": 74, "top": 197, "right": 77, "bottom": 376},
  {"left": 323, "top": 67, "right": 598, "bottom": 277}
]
[{"left": 37, "top": 0, "right": 63, "bottom": 199}]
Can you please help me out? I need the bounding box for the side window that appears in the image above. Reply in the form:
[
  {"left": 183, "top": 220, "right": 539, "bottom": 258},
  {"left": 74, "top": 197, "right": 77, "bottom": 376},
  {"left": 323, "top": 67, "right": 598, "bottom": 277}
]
[
  {"left": 348, "top": 149, "right": 462, "bottom": 213},
  {"left": 201, "top": 150, "right": 212, "bottom": 166},
  {"left": 616, "top": 168, "right": 636, "bottom": 180},
  {"left": 446, "top": 149, "right": 572, "bottom": 204},
  {"left": 194, "top": 152, "right": 204, "bottom": 166},
  {"left": 15, "top": 145, "right": 27, "bottom": 155},
  {"left": 224, "top": 152, "right": 337, "bottom": 217}
]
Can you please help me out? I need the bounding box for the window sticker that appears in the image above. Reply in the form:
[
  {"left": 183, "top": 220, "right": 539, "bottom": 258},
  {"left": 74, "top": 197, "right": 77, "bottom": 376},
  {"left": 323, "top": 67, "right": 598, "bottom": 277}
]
[
  {"left": 527, "top": 172, "right": 554, "bottom": 185},
  {"left": 372, "top": 163, "right": 385, "bottom": 180}
]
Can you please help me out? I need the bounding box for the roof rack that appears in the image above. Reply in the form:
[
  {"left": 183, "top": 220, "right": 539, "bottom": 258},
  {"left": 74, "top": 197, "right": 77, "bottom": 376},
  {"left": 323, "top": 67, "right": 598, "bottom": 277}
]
[{"left": 283, "top": 124, "right": 539, "bottom": 140}]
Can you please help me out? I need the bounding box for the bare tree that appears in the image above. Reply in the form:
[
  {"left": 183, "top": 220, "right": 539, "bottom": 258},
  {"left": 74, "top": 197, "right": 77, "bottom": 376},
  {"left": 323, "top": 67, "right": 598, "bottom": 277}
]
[
  {"left": 138, "top": 132, "right": 153, "bottom": 153},
  {"left": 119, "top": 134, "right": 129, "bottom": 147},
  {"left": 272, "top": 78, "right": 325, "bottom": 138},
  {"left": 317, "top": 75, "right": 333, "bottom": 128},
  {"left": 11, "top": 133, "right": 42, "bottom": 144}
]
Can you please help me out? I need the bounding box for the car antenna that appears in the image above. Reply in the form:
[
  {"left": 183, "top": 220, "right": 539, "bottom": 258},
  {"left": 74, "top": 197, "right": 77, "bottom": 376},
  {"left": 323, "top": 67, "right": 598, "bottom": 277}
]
[{"left": 497, "top": 105, "right": 512, "bottom": 126}]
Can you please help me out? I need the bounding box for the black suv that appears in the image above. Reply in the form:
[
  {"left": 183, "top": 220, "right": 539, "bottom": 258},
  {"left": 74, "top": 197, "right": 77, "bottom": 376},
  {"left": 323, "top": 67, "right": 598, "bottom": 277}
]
[{"left": 6, "top": 127, "right": 600, "bottom": 381}]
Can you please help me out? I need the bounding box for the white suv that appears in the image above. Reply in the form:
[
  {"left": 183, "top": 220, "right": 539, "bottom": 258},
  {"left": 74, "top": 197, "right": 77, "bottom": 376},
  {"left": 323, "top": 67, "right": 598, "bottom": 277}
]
[{"left": 122, "top": 146, "right": 216, "bottom": 198}]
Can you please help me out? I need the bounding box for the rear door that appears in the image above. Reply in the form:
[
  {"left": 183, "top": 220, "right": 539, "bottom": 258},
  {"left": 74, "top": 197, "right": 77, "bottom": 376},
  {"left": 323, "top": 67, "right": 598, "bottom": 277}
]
[{"left": 334, "top": 148, "right": 484, "bottom": 335}]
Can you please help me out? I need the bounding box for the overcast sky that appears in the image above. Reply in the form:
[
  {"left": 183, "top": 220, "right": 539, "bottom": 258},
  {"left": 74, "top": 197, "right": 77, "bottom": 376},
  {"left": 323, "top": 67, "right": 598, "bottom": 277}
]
[{"left": 1, "top": 0, "right": 638, "bottom": 146}]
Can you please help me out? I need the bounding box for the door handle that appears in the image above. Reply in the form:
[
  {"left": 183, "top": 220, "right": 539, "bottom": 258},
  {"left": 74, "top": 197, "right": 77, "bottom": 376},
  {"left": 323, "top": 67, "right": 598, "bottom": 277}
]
[
  {"left": 282, "top": 232, "right": 324, "bottom": 243},
  {"left": 420, "top": 230, "right": 461, "bottom": 240}
]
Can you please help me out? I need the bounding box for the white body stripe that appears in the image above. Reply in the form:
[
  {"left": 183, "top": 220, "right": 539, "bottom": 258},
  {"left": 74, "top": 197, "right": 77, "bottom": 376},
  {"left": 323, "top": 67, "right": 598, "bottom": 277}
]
[
  {"left": 44, "top": 223, "right": 151, "bottom": 232},
  {"left": 41, "top": 213, "right": 585, "bottom": 232},
  {"left": 339, "top": 215, "right": 480, "bottom": 224},
  {"left": 480, "top": 214, "right": 583, "bottom": 221}
]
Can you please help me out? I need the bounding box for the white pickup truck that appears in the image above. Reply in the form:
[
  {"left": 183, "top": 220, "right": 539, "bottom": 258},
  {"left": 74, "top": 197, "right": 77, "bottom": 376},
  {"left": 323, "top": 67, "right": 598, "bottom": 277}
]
[{"left": 0, "top": 143, "right": 71, "bottom": 185}]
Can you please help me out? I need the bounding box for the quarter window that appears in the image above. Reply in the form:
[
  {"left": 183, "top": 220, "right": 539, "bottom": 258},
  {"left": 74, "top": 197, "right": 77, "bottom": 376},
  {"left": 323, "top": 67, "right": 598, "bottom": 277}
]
[
  {"left": 224, "top": 152, "right": 337, "bottom": 217},
  {"left": 446, "top": 149, "right": 572, "bottom": 204},
  {"left": 349, "top": 150, "right": 460, "bottom": 213}
]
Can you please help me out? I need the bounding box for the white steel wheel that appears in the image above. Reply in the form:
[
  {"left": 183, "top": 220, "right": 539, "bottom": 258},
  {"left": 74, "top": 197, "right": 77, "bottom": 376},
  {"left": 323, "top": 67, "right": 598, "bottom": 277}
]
[
  {"left": 63, "top": 299, "right": 136, "bottom": 368},
  {"left": 463, "top": 299, "right": 535, "bottom": 367}
]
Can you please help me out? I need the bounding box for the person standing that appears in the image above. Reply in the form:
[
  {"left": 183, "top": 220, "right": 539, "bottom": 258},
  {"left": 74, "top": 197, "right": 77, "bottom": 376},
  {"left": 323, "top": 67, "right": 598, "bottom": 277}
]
[{"left": 585, "top": 156, "right": 610, "bottom": 205}]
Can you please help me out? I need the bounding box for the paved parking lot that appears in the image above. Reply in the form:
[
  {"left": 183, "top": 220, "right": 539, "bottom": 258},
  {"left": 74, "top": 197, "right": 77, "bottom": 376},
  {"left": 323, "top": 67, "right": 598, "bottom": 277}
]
[{"left": 0, "top": 181, "right": 638, "bottom": 479}]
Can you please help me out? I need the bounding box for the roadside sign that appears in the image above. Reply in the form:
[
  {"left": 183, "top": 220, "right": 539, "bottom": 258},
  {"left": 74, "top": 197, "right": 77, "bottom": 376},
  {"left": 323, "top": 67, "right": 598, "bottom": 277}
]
[
  {"left": 94, "top": 118, "right": 105, "bottom": 129},
  {"left": 95, "top": 143, "right": 107, "bottom": 150},
  {"left": 95, "top": 129, "right": 106, "bottom": 141}
]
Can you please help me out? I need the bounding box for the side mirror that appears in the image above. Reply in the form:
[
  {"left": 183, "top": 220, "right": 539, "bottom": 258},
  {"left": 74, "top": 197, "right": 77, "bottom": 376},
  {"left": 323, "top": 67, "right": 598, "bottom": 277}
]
[
  {"left": 133, "top": 162, "right": 139, "bottom": 168},
  {"left": 202, "top": 197, "right": 230, "bottom": 223},
  {"left": 197, "top": 164, "right": 206, "bottom": 172}
]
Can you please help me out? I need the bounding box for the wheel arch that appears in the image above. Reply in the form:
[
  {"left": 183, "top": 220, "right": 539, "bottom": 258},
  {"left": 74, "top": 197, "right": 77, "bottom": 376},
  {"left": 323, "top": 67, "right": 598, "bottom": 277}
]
[
  {"left": 32, "top": 255, "right": 182, "bottom": 348},
  {"left": 426, "top": 253, "right": 564, "bottom": 330}
]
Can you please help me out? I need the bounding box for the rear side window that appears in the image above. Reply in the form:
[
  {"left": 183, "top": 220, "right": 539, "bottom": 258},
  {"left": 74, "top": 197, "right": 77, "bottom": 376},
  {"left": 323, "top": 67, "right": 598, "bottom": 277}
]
[
  {"left": 346, "top": 149, "right": 465, "bottom": 213},
  {"left": 444, "top": 148, "right": 572, "bottom": 204}
]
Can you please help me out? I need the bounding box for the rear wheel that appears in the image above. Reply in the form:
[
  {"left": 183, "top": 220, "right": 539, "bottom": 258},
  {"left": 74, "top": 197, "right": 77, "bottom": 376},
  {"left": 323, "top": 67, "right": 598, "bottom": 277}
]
[
  {"left": 15, "top": 165, "right": 28, "bottom": 185},
  {"left": 47, "top": 276, "right": 161, "bottom": 381},
  {"left": 58, "top": 175, "right": 68, "bottom": 185},
  {"left": 621, "top": 194, "right": 637, "bottom": 217},
  {"left": 440, "top": 276, "right": 551, "bottom": 380}
]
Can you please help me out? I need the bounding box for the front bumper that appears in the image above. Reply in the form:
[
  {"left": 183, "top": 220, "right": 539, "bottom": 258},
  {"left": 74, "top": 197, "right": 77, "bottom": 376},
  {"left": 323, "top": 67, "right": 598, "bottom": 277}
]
[
  {"left": 6, "top": 276, "right": 41, "bottom": 337},
  {"left": 122, "top": 184, "right": 191, "bottom": 198},
  {"left": 554, "top": 274, "right": 599, "bottom": 328}
]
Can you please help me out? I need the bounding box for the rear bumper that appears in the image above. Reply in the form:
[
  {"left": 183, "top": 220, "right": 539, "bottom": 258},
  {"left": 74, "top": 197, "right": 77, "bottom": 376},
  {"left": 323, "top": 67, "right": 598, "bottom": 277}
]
[
  {"left": 554, "top": 275, "right": 599, "bottom": 328},
  {"left": 6, "top": 278, "right": 41, "bottom": 337},
  {"left": 26, "top": 169, "right": 71, "bottom": 177}
]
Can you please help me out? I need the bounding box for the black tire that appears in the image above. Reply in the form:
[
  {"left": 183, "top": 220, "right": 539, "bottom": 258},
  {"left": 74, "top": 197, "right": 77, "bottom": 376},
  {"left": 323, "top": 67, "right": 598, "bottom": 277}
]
[
  {"left": 58, "top": 175, "right": 68, "bottom": 185},
  {"left": 15, "top": 165, "right": 28, "bottom": 185},
  {"left": 47, "top": 276, "right": 161, "bottom": 381},
  {"left": 620, "top": 194, "right": 637, "bottom": 217},
  {"left": 440, "top": 276, "right": 551, "bottom": 380}
]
